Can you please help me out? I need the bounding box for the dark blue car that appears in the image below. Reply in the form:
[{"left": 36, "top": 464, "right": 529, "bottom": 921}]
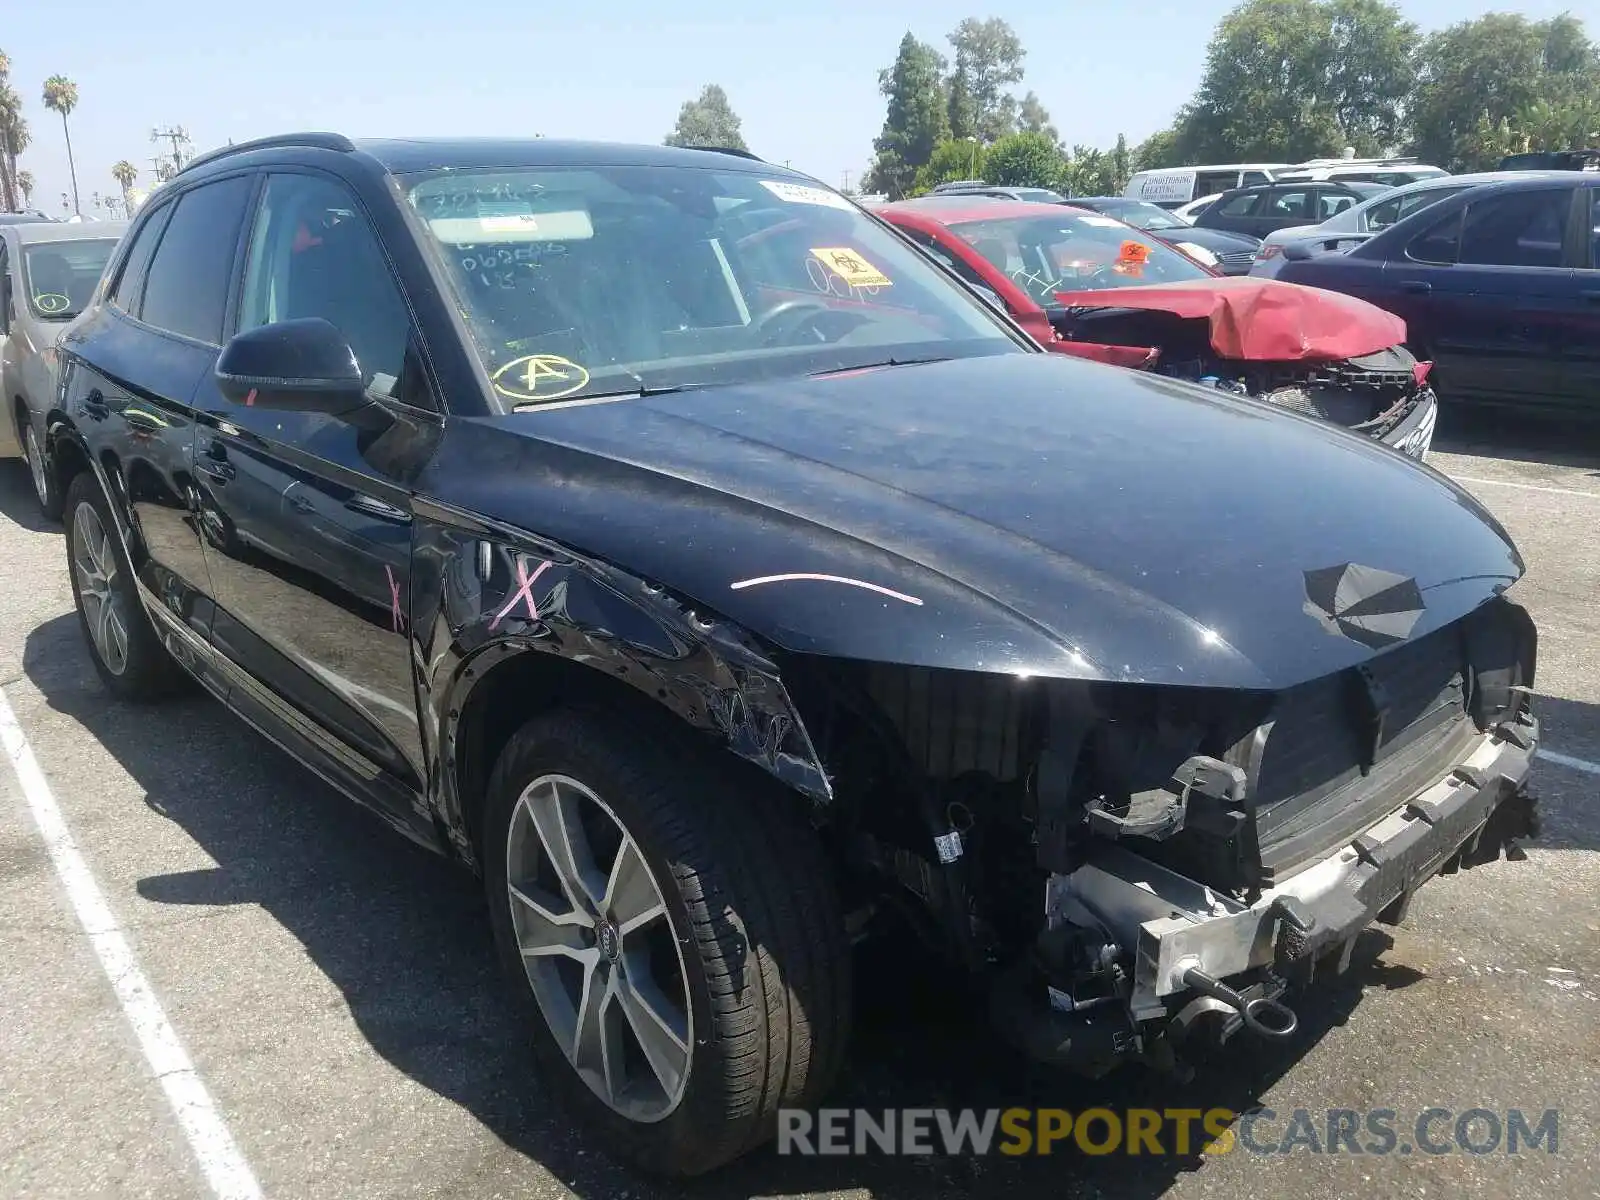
[{"left": 1274, "top": 174, "right": 1600, "bottom": 411}]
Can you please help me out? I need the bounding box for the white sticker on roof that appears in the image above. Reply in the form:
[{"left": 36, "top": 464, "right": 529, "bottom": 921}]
[
  {"left": 759, "top": 180, "right": 856, "bottom": 211},
  {"left": 1077, "top": 215, "right": 1123, "bottom": 227}
]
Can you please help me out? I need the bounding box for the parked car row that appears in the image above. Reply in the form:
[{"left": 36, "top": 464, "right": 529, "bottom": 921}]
[
  {"left": 871, "top": 195, "right": 1438, "bottom": 457},
  {"left": 4, "top": 135, "right": 1544, "bottom": 1181},
  {"left": 0, "top": 219, "right": 129, "bottom": 512},
  {"left": 1262, "top": 173, "right": 1600, "bottom": 412}
]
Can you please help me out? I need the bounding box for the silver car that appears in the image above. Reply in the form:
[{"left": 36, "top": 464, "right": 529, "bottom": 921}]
[
  {"left": 1248, "top": 171, "right": 1575, "bottom": 275},
  {"left": 0, "top": 219, "right": 128, "bottom": 516}
]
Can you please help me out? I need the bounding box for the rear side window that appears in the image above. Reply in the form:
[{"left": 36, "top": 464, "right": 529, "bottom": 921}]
[
  {"left": 1197, "top": 171, "right": 1241, "bottom": 198},
  {"left": 1218, "top": 191, "right": 1262, "bottom": 217},
  {"left": 140, "top": 175, "right": 255, "bottom": 343},
  {"left": 899, "top": 227, "right": 997, "bottom": 291},
  {"left": 1589, "top": 187, "right": 1599, "bottom": 268},
  {"left": 1457, "top": 189, "right": 1571, "bottom": 268},
  {"left": 108, "top": 202, "right": 172, "bottom": 315},
  {"left": 1268, "top": 190, "right": 1314, "bottom": 219},
  {"left": 1408, "top": 209, "right": 1463, "bottom": 264}
]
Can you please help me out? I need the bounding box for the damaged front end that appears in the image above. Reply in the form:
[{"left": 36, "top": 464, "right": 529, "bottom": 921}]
[
  {"left": 782, "top": 593, "right": 1538, "bottom": 1078},
  {"left": 1053, "top": 302, "right": 1439, "bottom": 459}
]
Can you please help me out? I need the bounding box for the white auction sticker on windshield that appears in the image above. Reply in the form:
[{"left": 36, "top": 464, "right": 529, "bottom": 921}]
[
  {"left": 760, "top": 180, "right": 856, "bottom": 211},
  {"left": 1077, "top": 215, "right": 1124, "bottom": 227}
]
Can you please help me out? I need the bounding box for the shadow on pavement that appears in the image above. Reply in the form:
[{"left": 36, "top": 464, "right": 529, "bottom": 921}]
[
  {"left": 1526, "top": 694, "right": 1600, "bottom": 854},
  {"left": 0, "top": 460, "right": 59, "bottom": 535},
  {"left": 21, "top": 609, "right": 1567, "bottom": 1199},
  {"left": 1433, "top": 406, "right": 1600, "bottom": 477}
]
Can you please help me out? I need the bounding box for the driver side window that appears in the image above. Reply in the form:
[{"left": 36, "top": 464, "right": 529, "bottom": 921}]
[{"left": 238, "top": 172, "right": 416, "bottom": 403}]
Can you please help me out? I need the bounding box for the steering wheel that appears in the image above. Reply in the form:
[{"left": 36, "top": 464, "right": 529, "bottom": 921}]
[{"left": 755, "top": 300, "right": 864, "bottom": 347}]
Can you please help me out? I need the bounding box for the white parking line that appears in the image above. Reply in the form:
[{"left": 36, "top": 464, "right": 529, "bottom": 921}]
[
  {"left": 1450, "top": 475, "right": 1600, "bottom": 501},
  {"left": 1540, "top": 748, "right": 1600, "bottom": 778},
  {"left": 0, "top": 689, "right": 263, "bottom": 1200}
]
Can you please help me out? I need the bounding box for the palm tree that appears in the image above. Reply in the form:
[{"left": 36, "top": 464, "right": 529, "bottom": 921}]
[
  {"left": 112, "top": 160, "right": 137, "bottom": 216},
  {"left": 42, "top": 74, "right": 80, "bottom": 215},
  {"left": 0, "top": 50, "right": 27, "bottom": 212},
  {"left": 17, "top": 169, "right": 33, "bottom": 207}
]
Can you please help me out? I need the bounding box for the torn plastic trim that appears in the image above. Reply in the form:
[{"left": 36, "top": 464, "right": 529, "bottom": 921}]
[{"left": 1049, "top": 716, "right": 1537, "bottom": 1024}]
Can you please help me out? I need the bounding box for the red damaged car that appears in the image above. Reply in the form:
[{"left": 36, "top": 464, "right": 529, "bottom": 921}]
[{"left": 874, "top": 196, "right": 1438, "bottom": 459}]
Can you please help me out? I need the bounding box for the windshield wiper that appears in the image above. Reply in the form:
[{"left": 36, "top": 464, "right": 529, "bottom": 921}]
[
  {"left": 513, "top": 382, "right": 686, "bottom": 410},
  {"left": 809, "top": 355, "right": 954, "bottom": 377}
]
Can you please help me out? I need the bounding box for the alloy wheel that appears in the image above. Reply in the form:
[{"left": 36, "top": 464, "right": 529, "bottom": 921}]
[
  {"left": 72, "top": 501, "right": 130, "bottom": 676},
  {"left": 24, "top": 425, "right": 48, "bottom": 507},
  {"left": 506, "top": 773, "right": 693, "bottom": 1123}
]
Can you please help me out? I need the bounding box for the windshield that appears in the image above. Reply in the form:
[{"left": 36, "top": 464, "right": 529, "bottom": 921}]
[
  {"left": 1079, "top": 200, "right": 1188, "bottom": 231},
  {"left": 948, "top": 212, "right": 1211, "bottom": 304},
  {"left": 404, "top": 166, "right": 1019, "bottom": 406},
  {"left": 22, "top": 239, "right": 117, "bottom": 319}
]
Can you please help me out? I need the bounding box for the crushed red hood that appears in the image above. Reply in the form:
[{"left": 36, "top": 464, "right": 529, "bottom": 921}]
[{"left": 1050, "top": 275, "right": 1407, "bottom": 362}]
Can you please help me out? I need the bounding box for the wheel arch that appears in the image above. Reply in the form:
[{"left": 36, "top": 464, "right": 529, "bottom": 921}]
[{"left": 418, "top": 518, "right": 834, "bottom": 870}]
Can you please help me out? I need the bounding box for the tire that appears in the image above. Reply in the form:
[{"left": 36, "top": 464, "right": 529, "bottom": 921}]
[
  {"left": 483, "top": 709, "right": 852, "bottom": 1177},
  {"left": 22, "top": 419, "right": 62, "bottom": 521},
  {"left": 63, "top": 471, "right": 183, "bottom": 701}
]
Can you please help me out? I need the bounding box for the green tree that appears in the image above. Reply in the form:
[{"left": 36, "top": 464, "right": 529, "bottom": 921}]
[
  {"left": 112, "top": 160, "right": 138, "bottom": 215},
  {"left": 1109, "top": 134, "right": 1132, "bottom": 193},
  {"left": 985, "top": 131, "right": 1065, "bottom": 189},
  {"left": 16, "top": 168, "right": 32, "bottom": 207},
  {"left": 1410, "top": 13, "right": 1600, "bottom": 170},
  {"left": 0, "top": 50, "right": 28, "bottom": 213},
  {"left": 1017, "top": 91, "right": 1058, "bottom": 143},
  {"left": 946, "top": 66, "right": 977, "bottom": 141},
  {"left": 1132, "top": 127, "right": 1183, "bottom": 171},
  {"left": 663, "top": 84, "right": 748, "bottom": 151},
  {"left": 947, "top": 17, "right": 1026, "bottom": 142},
  {"left": 865, "top": 33, "right": 950, "bottom": 199},
  {"left": 1174, "top": 0, "right": 1417, "bottom": 161},
  {"left": 43, "top": 74, "right": 80, "bottom": 215},
  {"left": 911, "top": 136, "right": 988, "bottom": 195}
]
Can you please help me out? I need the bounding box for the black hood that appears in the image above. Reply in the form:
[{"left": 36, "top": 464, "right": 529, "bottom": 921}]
[
  {"left": 1162, "top": 225, "right": 1261, "bottom": 254},
  {"left": 428, "top": 353, "right": 1521, "bottom": 691}
]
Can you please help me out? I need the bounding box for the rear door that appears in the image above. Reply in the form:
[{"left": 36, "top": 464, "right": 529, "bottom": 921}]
[
  {"left": 59, "top": 176, "right": 256, "bottom": 640},
  {"left": 1379, "top": 185, "right": 1578, "bottom": 404},
  {"left": 1253, "top": 187, "right": 1317, "bottom": 237},
  {"left": 1198, "top": 189, "right": 1266, "bottom": 235}
]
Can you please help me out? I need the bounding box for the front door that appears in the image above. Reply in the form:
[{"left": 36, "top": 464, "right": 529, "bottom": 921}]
[
  {"left": 193, "top": 169, "right": 442, "bottom": 833},
  {"left": 1379, "top": 185, "right": 1578, "bottom": 405}
]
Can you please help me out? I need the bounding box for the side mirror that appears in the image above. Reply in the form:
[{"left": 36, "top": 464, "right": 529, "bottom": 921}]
[{"left": 215, "top": 317, "right": 367, "bottom": 413}]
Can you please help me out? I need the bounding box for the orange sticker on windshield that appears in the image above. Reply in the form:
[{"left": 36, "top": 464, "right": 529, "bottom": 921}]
[
  {"left": 1117, "top": 240, "right": 1151, "bottom": 263},
  {"left": 491, "top": 354, "right": 590, "bottom": 402},
  {"left": 809, "top": 247, "right": 892, "bottom": 288}
]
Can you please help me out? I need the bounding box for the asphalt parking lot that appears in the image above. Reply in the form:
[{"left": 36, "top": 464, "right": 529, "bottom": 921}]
[{"left": 1, "top": 410, "right": 1597, "bottom": 1200}]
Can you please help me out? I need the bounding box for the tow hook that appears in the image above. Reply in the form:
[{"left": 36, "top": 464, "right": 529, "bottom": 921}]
[{"left": 1179, "top": 965, "right": 1299, "bottom": 1041}]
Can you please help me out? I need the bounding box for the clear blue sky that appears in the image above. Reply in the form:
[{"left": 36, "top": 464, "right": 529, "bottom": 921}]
[{"left": 5, "top": 0, "right": 1595, "bottom": 214}]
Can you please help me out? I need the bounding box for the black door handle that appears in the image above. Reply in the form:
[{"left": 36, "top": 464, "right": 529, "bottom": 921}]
[
  {"left": 196, "top": 440, "right": 235, "bottom": 483},
  {"left": 1401, "top": 281, "right": 1433, "bottom": 295},
  {"left": 287, "top": 492, "right": 317, "bottom": 515},
  {"left": 1581, "top": 289, "right": 1600, "bottom": 303}
]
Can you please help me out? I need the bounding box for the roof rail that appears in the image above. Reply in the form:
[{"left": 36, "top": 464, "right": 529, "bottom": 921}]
[
  {"left": 176, "top": 132, "right": 357, "bottom": 177},
  {"left": 683, "top": 145, "right": 764, "bottom": 161},
  {"left": 931, "top": 179, "right": 991, "bottom": 191}
]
